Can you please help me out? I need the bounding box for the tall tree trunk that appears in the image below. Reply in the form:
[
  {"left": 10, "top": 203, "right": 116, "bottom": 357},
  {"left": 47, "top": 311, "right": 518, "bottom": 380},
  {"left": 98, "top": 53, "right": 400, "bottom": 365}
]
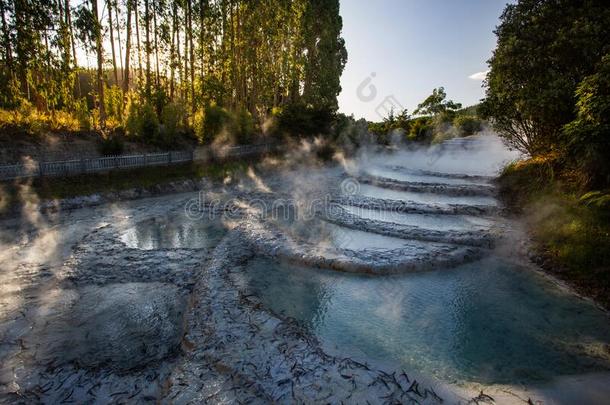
[
  {"left": 220, "top": 0, "right": 226, "bottom": 106},
  {"left": 57, "top": 0, "right": 69, "bottom": 69},
  {"left": 123, "top": 0, "right": 132, "bottom": 98},
  {"left": 183, "top": 4, "right": 188, "bottom": 102},
  {"left": 107, "top": 0, "right": 119, "bottom": 85},
  {"left": 153, "top": 0, "right": 160, "bottom": 87},
  {"left": 135, "top": 0, "right": 143, "bottom": 85},
  {"left": 66, "top": 0, "right": 81, "bottom": 97},
  {"left": 199, "top": 0, "right": 205, "bottom": 87},
  {"left": 115, "top": 0, "right": 124, "bottom": 83},
  {"left": 13, "top": 0, "right": 29, "bottom": 98},
  {"left": 92, "top": 0, "right": 106, "bottom": 127},
  {"left": 229, "top": 0, "right": 236, "bottom": 109},
  {"left": 236, "top": 2, "right": 245, "bottom": 109},
  {"left": 176, "top": 8, "right": 182, "bottom": 99},
  {"left": 188, "top": 0, "right": 195, "bottom": 111},
  {"left": 169, "top": 1, "right": 177, "bottom": 99},
  {"left": 144, "top": 0, "right": 151, "bottom": 97},
  {"left": 42, "top": 29, "right": 51, "bottom": 111},
  {"left": 0, "top": 0, "right": 14, "bottom": 74}
]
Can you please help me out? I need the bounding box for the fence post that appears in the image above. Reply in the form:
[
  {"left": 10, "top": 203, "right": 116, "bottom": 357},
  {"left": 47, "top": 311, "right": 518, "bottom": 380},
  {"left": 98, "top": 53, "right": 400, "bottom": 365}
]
[{"left": 168, "top": 152, "right": 172, "bottom": 164}]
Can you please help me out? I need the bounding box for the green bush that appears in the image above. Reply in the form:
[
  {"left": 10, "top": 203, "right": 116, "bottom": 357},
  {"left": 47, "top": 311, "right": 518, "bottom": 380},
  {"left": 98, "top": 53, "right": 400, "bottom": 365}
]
[
  {"left": 453, "top": 115, "right": 482, "bottom": 136},
  {"left": 74, "top": 98, "right": 91, "bottom": 131},
  {"left": 0, "top": 76, "right": 21, "bottom": 109},
  {"left": 104, "top": 85, "right": 123, "bottom": 126},
  {"left": 231, "top": 108, "right": 256, "bottom": 144},
  {"left": 161, "top": 102, "right": 187, "bottom": 146},
  {"left": 407, "top": 117, "right": 432, "bottom": 141},
  {"left": 316, "top": 142, "right": 336, "bottom": 161},
  {"left": 0, "top": 101, "right": 80, "bottom": 137},
  {"left": 98, "top": 134, "right": 125, "bottom": 155},
  {"left": 276, "top": 103, "right": 335, "bottom": 137},
  {"left": 125, "top": 98, "right": 159, "bottom": 141},
  {"left": 151, "top": 87, "right": 170, "bottom": 116},
  {"left": 498, "top": 155, "right": 559, "bottom": 206},
  {"left": 192, "top": 108, "right": 205, "bottom": 144},
  {"left": 204, "top": 104, "right": 230, "bottom": 142},
  {"left": 140, "top": 103, "right": 159, "bottom": 141}
]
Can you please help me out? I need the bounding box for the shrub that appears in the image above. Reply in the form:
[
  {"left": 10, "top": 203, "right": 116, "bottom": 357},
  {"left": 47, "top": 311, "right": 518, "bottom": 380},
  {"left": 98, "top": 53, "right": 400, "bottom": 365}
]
[
  {"left": 192, "top": 108, "right": 205, "bottom": 144},
  {"left": 333, "top": 114, "right": 370, "bottom": 147},
  {"left": 203, "top": 104, "right": 230, "bottom": 142},
  {"left": 139, "top": 103, "right": 159, "bottom": 141},
  {"left": 161, "top": 102, "right": 187, "bottom": 146},
  {"left": 151, "top": 86, "right": 170, "bottom": 116},
  {"left": 98, "top": 134, "right": 125, "bottom": 155},
  {"left": 407, "top": 117, "right": 432, "bottom": 141},
  {"left": 264, "top": 107, "right": 282, "bottom": 139},
  {"left": 453, "top": 115, "right": 482, "bottom": 136},
  {"left": 104, "top": 85, "right": 124, "bottom": 125},
  {"left": 124, "top": 97, "right": 138, "bottom": 136},
  {"left": 125, "top": 98, "right": 159, "bottom": 141},
  {"left": 276, "top": 103, "right": 335, "bottom": 137},
  {"left": 498, "top": 154, "right": 559, "bottom": 203},
  {"left": 0, "top": 101, "right": 80, "bottom": 136},
  {"left": 49, "top": 110, "right": 80, "bottom": 132},
  {"left": 0, "top": 76, "right": 21, "bottom": 109},
  {"left": 316, "top": 142, "right": 336, "bottom": 161},
  {"left": 74, "top": 98, "right": 92, "bottom": 131},
  {"left": 231, "top": 108, "right": 256, "bottom": 144}
]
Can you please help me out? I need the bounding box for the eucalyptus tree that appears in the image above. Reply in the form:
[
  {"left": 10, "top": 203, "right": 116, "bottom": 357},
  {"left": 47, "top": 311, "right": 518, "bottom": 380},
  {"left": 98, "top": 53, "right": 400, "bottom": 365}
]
[
  {"left": 0, "top": 0, "right": 349, "bottom": 135},
  {"left": 91, "top": 0, "right": 105, "bottom": 126}
]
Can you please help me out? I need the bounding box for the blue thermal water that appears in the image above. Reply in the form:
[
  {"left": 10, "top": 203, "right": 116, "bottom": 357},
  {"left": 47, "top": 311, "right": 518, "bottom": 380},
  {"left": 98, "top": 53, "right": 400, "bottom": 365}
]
[{"left": 240, "top": 256, "right": 610, "bottom": 385}]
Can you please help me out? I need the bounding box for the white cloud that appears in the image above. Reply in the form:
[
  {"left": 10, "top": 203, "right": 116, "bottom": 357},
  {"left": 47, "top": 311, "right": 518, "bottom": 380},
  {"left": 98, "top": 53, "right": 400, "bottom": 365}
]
[{"left": 468, "top": 70, "right": 489, "bottom": 81}]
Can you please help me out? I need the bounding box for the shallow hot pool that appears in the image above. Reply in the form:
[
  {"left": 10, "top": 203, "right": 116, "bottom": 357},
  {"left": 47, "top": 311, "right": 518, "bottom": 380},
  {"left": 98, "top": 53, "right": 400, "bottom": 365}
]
[
  {"left": 238, "top": 256, "right": 610, "bottom": 386},
  {"left": 120, "top": 212, "right": 227, "bottom": 250}
]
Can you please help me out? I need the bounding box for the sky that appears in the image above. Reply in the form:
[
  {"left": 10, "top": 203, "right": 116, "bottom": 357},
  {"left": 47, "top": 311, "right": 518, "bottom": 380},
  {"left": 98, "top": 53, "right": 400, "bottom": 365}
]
[{"left": 337, "top": 0, "right": 512, "bottom": 121}]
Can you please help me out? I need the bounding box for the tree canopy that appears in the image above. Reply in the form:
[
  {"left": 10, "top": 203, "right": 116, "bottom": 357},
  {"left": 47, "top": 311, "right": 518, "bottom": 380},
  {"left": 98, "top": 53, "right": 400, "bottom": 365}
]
[
  {"left": 481, "top": 0, "right": 610, "bottom": 158},
  {"left": 413, "top": 87, "right": 461, "bottom": 116},
  {"left": 0, "top": 0, "right": 347, "bottom": 143}
]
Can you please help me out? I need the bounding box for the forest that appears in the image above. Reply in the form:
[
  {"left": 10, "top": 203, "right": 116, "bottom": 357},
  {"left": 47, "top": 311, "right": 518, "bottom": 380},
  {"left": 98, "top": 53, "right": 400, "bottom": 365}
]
[{"left": 0, "top": 0, "right": 347, "bottom": 148}]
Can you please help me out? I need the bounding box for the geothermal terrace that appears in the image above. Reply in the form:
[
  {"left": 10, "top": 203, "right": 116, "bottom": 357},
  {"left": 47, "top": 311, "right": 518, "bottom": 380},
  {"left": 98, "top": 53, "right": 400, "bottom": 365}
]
[{"left": 1, "top": 135, "right": 609, "bottom": 404}]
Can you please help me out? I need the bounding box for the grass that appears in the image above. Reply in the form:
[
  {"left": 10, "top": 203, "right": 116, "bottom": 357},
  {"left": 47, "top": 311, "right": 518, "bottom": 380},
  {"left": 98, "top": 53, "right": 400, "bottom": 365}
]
[
  {"left": 499, "top": 157, "right": 610, "bottom": 308},
  {"left": 0, "top": 105, "right": 81, "bottom": 138}
]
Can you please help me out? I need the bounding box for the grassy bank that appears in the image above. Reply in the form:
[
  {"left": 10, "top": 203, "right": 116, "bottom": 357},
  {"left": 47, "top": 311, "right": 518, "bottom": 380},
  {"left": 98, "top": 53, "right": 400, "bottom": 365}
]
[
  {"left": 498, "top": 157, "right": 610, "bottom": 309},
  {"left": 0, "top": 158, "right": 255, "bottom": 216}
]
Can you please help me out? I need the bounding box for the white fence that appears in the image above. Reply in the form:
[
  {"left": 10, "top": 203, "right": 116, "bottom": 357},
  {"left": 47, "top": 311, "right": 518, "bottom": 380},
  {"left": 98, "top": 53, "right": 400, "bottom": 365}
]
[{"left": 0, "top": 143, "right": 275, "bottom": 180}]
